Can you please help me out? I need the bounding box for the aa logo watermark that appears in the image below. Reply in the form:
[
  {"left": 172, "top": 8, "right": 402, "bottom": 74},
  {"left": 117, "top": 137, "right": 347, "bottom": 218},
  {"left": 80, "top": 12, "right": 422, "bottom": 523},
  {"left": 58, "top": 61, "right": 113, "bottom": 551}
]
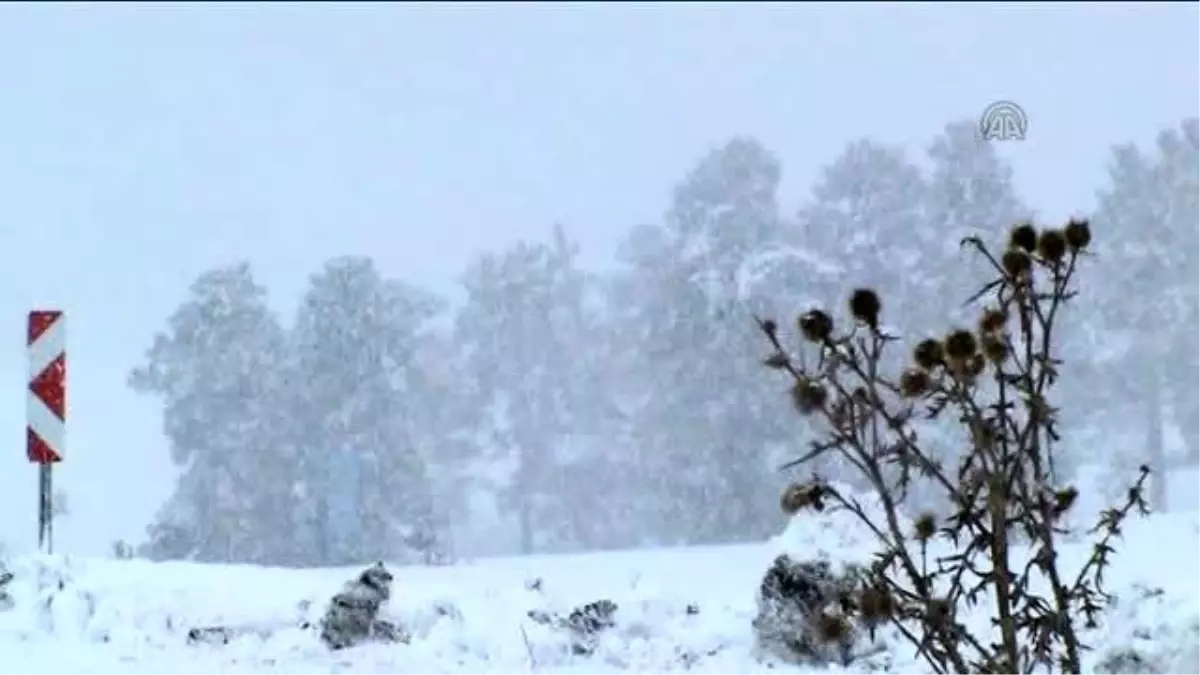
[{"left": 979, "top": 100, "right": 1028, "bottom": 142}]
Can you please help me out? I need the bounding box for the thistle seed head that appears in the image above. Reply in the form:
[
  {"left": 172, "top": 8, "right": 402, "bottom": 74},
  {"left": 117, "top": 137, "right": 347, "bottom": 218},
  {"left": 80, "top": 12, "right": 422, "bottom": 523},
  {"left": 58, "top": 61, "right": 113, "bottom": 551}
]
[
  {"left": 812, "top": 612, "right": 853, "bottom": 646},
  {"left": 790, "top": 378, "right": 828, "bottom": 415},
  {"left": 849, "top": 288, "right": 882, "bottom": 330},
  {"left": 913, "top": 338, "right": 944, "bottom": 371},
  {"left": 1037, "top": 228, "right": 1068, "bottom": 264},
  {"left": 1002, "top": 248, "right": 1032, "bottom": 279},
  {"left": 780, "top": 482, "right": 821, "bottom": 515},
  {"left": 798, "top": 309, "right": 834, "bottom": 343},
  {"left": 1065, "top": 217, "right": 1092, "bottom": 251},
  {"left": 944, "top": 329, "right": 978, "bottom": 361},
  {"left": 914, "top": 512, "right": 938, "bottom": 541},
  {"left": 1009, "top": 222, "right": 1038, "bottom": 253},
  {"left": 981, "top": 334, "right": 1009, "bottom": 364},
  {"left": 899, "top": 369, "right": 931, "bottom": 398},
  {"left": 978, "top": 307, "right": 1007, "bottom": 335},
  {"left": 858, "top": 585, "right": 896, "bottom": 628}
]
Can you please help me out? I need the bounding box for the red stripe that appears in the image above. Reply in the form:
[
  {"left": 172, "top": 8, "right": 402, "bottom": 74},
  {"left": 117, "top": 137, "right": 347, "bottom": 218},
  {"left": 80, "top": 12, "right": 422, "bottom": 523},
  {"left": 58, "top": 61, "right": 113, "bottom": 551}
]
[
  {"left": 27, "top": 310, "right": 62, "bottom": 346},
  {"left": 30, "top": 354, "right": 66, "bottom": 420},
  {"left": 26, "top": 427, "right": 61, "bottom": 464}
]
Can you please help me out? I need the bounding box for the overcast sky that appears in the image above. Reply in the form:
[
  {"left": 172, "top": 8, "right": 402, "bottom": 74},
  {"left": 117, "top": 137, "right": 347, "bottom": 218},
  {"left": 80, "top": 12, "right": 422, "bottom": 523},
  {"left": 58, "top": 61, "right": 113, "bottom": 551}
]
[{"left": 0, "top": 2, "right": 1194, "bottom": 556}]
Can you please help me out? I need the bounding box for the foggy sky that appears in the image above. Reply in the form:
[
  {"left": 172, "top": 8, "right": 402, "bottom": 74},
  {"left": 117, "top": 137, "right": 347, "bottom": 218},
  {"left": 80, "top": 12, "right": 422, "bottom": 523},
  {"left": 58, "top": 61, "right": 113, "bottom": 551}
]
[{"left": 0, "top": 2, "right": 1194, "bottom": 555}]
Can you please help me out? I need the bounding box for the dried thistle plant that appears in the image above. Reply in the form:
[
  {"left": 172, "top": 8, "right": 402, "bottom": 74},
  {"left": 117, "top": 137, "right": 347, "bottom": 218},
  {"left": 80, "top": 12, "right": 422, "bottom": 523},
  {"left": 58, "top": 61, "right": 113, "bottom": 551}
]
[{"left": 756, "top": 219, "right": 1149, "bottom": 674}]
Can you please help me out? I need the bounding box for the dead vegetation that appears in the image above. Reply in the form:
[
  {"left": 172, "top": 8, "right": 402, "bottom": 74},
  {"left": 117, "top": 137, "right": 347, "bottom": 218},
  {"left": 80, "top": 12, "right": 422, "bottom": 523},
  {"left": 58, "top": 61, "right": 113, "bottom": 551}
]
[{"left": 756, "top": 219, "right": 1149, "bottom": 674}]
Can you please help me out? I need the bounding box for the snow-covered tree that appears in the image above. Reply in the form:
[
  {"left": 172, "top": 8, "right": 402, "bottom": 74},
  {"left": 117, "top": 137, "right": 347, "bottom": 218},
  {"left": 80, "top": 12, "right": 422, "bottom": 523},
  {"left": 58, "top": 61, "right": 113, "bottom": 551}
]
[
  {"left": 798, "top": 138, "right": 931, "bottom": 340},
  {"left": 611, "top": 137, "right": 797, "bottom": 544},
  {"left": 131, "top": 262, "right": 290, "bottom": 563},
  {"left": 786, "top": 140, "right": 930, "bottom": 489},
  {"left": 923, "top": 119, "right": 1032, "bottom": 325},
  {"left": 1086, "top": 119, "right": 1199, "bottom": 508},
  {"left": 405, "top": 328, "right": 483, "bottom": 562},
  {"left": 289, "top": 256, "right": 446, "bottom": 565},
  {"left": 454, "top": 224, "right": 610, "bottom": 553},
  {"left": 1152, "top": 119, "right": 1200, "bottom": 466}
]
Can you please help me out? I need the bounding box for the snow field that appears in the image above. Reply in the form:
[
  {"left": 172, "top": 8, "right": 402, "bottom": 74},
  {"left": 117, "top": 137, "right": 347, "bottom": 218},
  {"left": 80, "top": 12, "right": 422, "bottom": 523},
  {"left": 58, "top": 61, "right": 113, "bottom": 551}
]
[{"left": 0, "top": 504, "right": 1196, "bottom": 674}]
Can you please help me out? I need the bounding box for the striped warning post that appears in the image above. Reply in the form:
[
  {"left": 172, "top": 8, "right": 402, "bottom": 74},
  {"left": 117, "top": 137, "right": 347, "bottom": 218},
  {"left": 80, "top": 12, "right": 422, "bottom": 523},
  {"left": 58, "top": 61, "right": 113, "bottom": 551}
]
[{"left": 28, "top": 310, "right": 66, "bottom": 464}]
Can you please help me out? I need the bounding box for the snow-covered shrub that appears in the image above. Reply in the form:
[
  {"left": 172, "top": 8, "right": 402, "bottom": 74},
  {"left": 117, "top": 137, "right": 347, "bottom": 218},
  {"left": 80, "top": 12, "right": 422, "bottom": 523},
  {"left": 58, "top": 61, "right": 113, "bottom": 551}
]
[
  {"left": 319, "top": 562, "right": 408, "bottom": 650},
  {"left": 0, "top": 569, "right": 12, "bottom": 612},
  {"left": 757, "top": 484, "right": 908, "bottom": 667},
  {"left": 751, "top": 554, "right": 861, "bottom": 666},
  {"left": 528, "top": 599, "right": 619, "bottom": 656}
]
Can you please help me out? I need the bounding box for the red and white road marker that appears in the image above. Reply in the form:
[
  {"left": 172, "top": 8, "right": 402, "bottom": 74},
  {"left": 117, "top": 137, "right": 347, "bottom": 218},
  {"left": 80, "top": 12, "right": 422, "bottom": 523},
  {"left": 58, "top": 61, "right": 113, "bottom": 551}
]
[{"left": 27, "top": 310, "right": 65, "bottom": 553}]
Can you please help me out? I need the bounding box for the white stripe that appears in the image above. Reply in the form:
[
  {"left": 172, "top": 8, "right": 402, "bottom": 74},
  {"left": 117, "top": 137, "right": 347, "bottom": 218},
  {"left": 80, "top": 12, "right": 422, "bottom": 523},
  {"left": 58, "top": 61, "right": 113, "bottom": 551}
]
[
  {"left": 27, "top": 390, "right": 65, "bottom": 459},
  {"left": 28, "top": 314, "right": 66, "bottom": 382}
]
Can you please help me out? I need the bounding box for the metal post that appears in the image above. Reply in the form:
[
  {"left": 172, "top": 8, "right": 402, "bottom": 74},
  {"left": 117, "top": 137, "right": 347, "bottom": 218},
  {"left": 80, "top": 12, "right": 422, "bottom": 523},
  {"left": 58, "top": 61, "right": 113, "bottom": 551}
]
[{"left": 39, "top": 463, "right": 53, "bottom": 554}]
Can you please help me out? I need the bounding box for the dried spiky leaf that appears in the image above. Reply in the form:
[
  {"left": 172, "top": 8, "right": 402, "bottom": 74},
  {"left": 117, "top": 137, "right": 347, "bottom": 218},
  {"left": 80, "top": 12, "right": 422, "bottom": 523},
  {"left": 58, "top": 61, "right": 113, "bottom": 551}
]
[
  {"left": 1053, "top": 486, "right": 1079, "bottom": 518},
  {"left": 762, "top": 352, "right": 790, "bottom": 370}
]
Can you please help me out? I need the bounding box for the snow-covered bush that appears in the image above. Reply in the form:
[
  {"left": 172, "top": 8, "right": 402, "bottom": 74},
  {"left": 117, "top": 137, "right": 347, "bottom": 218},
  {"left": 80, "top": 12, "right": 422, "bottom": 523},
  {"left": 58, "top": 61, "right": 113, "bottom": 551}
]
[
  {"left": 751, "top": 553, "right": 862, "bottom": 666},
  {"left": 0, "top": 570, "right": 12, "bottom": 612},
  {"left": 318, "top": 562, "right": 407, "bottom": 650}
]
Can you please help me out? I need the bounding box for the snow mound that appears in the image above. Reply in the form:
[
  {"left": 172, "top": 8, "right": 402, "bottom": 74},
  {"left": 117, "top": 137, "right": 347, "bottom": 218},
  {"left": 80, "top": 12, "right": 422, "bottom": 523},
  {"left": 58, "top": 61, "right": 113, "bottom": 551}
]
[{"left": 769, "top": 483, "right": 895, "bottom": 566}]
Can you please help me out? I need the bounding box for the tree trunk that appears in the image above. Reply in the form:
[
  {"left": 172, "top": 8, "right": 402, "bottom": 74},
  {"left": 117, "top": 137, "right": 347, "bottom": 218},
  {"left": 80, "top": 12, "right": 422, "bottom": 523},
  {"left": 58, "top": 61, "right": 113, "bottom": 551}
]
[
  {"left": 517, "top": 493, "right": 534, "bottom": 555},
  {"left": 1146, "top": 374, "right": 1167, "bottom": 511},
  {"left": 315, "top": 494, "right": 330, "bottom": 565},
  {"left": 513, "top": 436, "right": 537, "bottom": 555},
  {"left": 197, "top": 462, "right": 216, "bottom": 561}
]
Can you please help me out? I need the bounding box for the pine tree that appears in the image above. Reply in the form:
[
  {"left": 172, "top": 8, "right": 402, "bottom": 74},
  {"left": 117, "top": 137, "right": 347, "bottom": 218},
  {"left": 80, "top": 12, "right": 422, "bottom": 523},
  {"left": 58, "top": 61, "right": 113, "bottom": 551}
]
[
  {"left": 455, "top": 225, "right": 603, "bottom": 553},
  {"left": 1153, "top": 119, "right": 1200, "bottom": 466},
  {"left": 611, "top": 137, "right": 794, "bottom": 544},
  {"left": 798, "top": 138, "right": 930, "bottom": 340},
  {"left": 289, "top": 256, "right": 445, "bottom": 565},
  {"left": 924, "top": 119, "right": 1031, "bottom": 325},
  {"left": 131, "top": 263, "right": 290, "bottom": 563},
  {"left": 1087, "top": 118, "right": 1199, "bottom": 508}
]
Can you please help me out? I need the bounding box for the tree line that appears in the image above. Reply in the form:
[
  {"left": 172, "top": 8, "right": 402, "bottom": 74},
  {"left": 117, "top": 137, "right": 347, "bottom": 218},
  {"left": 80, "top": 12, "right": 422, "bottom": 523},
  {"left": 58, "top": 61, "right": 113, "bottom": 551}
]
[{"left": 129, "top": 116, "right": 1198, "bottom": 567}]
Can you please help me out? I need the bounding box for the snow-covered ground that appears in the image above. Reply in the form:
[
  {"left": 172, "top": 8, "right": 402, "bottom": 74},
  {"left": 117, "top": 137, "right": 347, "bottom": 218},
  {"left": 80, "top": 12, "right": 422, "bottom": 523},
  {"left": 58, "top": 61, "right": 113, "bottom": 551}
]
[{"left": 1, "top": 501, "right": 1197, "bottom": 674}]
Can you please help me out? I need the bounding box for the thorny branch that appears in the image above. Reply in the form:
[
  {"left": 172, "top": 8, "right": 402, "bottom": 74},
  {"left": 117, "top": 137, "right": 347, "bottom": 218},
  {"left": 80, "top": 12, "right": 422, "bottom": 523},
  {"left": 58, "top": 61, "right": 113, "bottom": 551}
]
[{"left": 758, "top": 220, "right": 1150, "bottom": 674}]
